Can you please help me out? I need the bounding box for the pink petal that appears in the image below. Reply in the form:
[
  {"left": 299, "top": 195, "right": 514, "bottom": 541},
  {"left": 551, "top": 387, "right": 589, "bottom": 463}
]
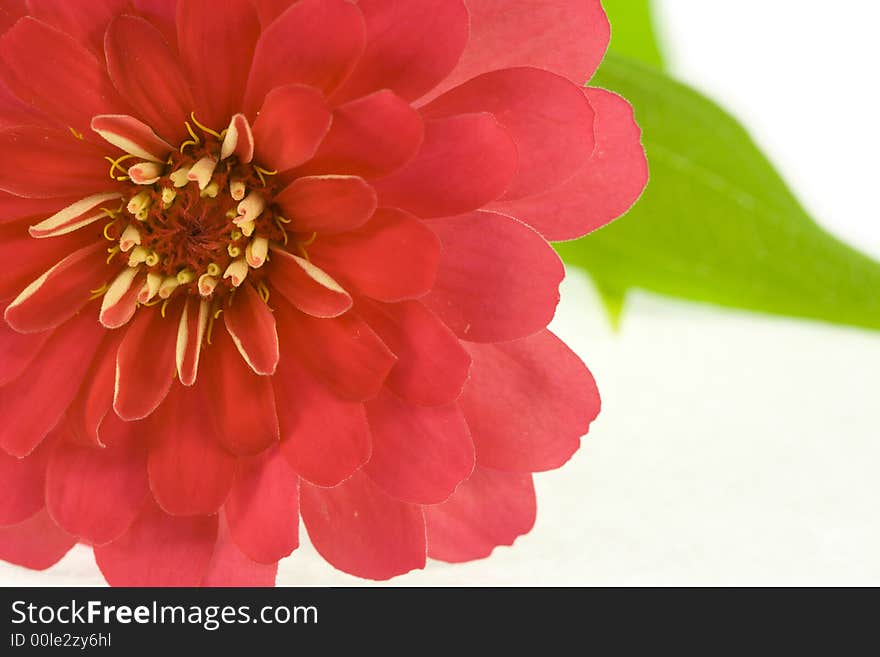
[
  {"left": 95, "top": 499, "right": 218, "bottom": 586},
  {"left": 147, "top": 384, "right": 237, "bottom": 516},
  {"left": 0, "top": 508, "right": 75, "bottom": 570},
  {"left": 275, "top": 356, "right": 371, "bottom": 487},
  {"left": 0, "top": 127, "right": 114, "bottom": 198},
  {"left": 0, "top": 311, "right": 104, "bottom": 457},
  {"left": 177, "top": 0, "right": 261, "bottom": 129},
  {"left": 26, "top": 0, "right": 129, "bottom": 54},
  {"left": 105, "top": 15, "right": 194, "bottom": 143},
  {"left": 333, "top": 0, "right": 468, "bottom": 103},
  {"left": 0, "top": 320, "right": 50, "bottom": 387},
  {"left": 425, "top": 466, "right": 536, "bottom": 562},
  {"left": 224, "top": 447, "right": 299, "bottom": 564},
  {"left": 424, "top": 67, "right": 595, "bottom": 200},
  {"left": 275, "top": 175, "right": 376, "bottom": 234},
  {"left": 309, "top": 208, "right": 440, "bottom": 303},
  {"left": 372, "top": 113, "right": 517, "bottom": 218},
  {"left": 200, "top": 327, "right": 280, "bottom": 456},
  {"left": 4, "top": 242, "right": 109, "bottom": 333},
  {"left": 300, "top": 471, "right": 426, "bottom": 580},
  {"left": 223, "top": 283, "right": 279, "bottom": 375},
  {"left": 114, "top": 302, "right": 179, "bottom": 421},
  {"left": 201, "top": 513, "right": 278, "bottom": 586},
  {"left": 297, "top": 90, "right": 423, "bottom": 179},
  {"left": 275, "top": 298, "right": 395, "bottom": 402},
  {"left": 357, "top": 299, "right": 471, "bottom": 407},
  {"left": 0, "top": 431, "right": 53, "bottom": 525},
  {"left": 269, "top": 248, "right": 352, "bottom": 319},
  {"left": 252, "top": 85, "right": 332, "bottom": 171},
  {"left": 491, "top": 88, "right": 649, "bottom": 241},
  {"left": 363, "top": 389, "right": 474, "bottom": 504},
  {"left": 427, "top": 0, "right": 610, "bottom": 101},
  {"left": 423, "top": 211, "right": 564, "bottom": 342},
  {"left": 0, "top": 17, "right": 129, "bottom": 135},
  {"left": 460, "top": 330, "right": 600, "bottom": 472},
  {"left": 45, "top": 434, "right": 148, "bottom": 545},
  {"left": 244, "top": 0, "right": 366, "bottom": 115}
]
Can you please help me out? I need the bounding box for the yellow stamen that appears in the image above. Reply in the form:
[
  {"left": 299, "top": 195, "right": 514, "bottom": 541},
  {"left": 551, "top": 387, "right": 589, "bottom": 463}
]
[
  {"left": 89, "top": 283, "right": 109, "bottom": 300},
  {"left": 69, "top": 127, "right": 84, "bottom": 141},
  {"left": 106, "top": 246, "right": 121, "bottom": 264},
  {"left": 190, "top": 112, "right": 223, "bottom": 139},
  {"left": 105, "top": 154, "right": 137, "bottom": 180}
]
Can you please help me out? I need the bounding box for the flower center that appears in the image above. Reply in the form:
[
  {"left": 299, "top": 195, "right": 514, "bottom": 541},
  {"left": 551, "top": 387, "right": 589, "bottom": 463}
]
[{"left": 103, "top": 115, "right": 290, "bottom": 306}]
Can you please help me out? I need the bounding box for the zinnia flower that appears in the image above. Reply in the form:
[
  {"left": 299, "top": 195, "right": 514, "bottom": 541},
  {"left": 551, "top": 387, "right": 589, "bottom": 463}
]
[{"left": 0, "top": 0, "right": 647, "bottom": 585}]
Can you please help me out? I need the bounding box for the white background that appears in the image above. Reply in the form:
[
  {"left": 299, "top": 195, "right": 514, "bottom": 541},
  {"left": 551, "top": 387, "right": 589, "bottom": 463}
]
[{"left": 4, "top": 1, "right": 880, "bottom": 586}]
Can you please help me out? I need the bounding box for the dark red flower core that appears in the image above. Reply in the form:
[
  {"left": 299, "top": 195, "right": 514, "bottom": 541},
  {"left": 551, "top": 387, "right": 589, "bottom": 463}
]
[{"left": 101, "top": 115, "right": 295, "bottom": 308}]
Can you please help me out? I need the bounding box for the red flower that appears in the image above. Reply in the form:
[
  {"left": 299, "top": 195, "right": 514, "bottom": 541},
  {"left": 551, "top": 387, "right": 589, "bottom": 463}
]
[{"left": 0, "top": 0, "right": 647, "bottom": 585}]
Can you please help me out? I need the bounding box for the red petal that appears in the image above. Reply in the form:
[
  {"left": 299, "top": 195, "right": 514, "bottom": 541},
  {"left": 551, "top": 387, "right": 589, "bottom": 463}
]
[
  {"left": 461, "top": 330, "right": 600, "bottom": 472},
  {"left": 114, "top": 303, "right": 178, "bottom": 421},
  {"left": 363, "top": 389, "right": 474, "bottom": 504},
  {"left": 0, "top": 2, "right": 26, "bottom": 33},
  {"left": 4, "top": 242, "right": 108, "bottom": 333},
  {"left": 333, "top": 0, "right": 468, "bottom": 103},
  {"left": 424, "top": 67, "right": 595, "bottom": 200},
  {"left": 0, "top": 432, "right": 53, "bottom": 525},
  {"left": 0, "top": 193, "right": 76, "bottom": 226},
  {"left": 298, "top": 90, "right": 423, "bottom": 179},
  {"left": 357, "top": 299, "right": 471, "bottom": 407},
  {"left": 0, "top": 17, "right": 129, "bottom": 135},
  {"left": 95, "top": 498, "right": 218, "bottom": 586},
  {"left": 310, "top": 208, "right": 440, "bottom": 303},
  {"left": 99, "top": 268, "right": 144, "bottom": 330},
  {"left": 0, "top": 220, "right": 95, "bottom": 301},
  {"left": 91, "top": 114, "right": 173, "bottom": 163},
  {"left": 105, "top": 15, "right": 194, "bottom": 143},
  {"left": 0, "top": 311, "right": 104, "bottom": 457},
  {"left": 427, "top": 0, "right": 610, "bottom": 100},
  {"left": 224, "top": 447, "right": 299, "bottom": 564},
  {"left": 275, "top": 356, "right": 371, "bottom": 487},
  {"left": 252, "top": 85, "right": 332, "bottom": 171},
  {"left": 275, "top": 175, "right": 376, "bottom": 234},
  {"left": 45, "top": 435, "right": 148, "bottom": 545},
  {"left": 177, "top": 0, "right": 261, "bottom": 129},
  {"left": 425, "top": 467, "right": 536, "bottom": 562},
  {"left": 201, "top": 514, "right": 278, "bottom": 586},
  {"left": 29, "top": 193, "right": 122, "bottom": 239},
  {"left": 373, "top": 113, "right": 517, "bottom": 218},
  {"left": 491, "top": 88, "right": 649, "bottom": 241},
  {"left": 66, "top": 332, "right": 123, "bottom": 447},
  {"left": 0, "top": 127, "right": 114, "bottom": 198},
  {"left": 147, "top": 384, "right": 237, "bottom": 516},
  {"left": 300, "top": 471, "right": 426, "bottom": 580},
  {"left": 423, "top": 212, "right": 564, "bottom": 342},
  {"left": 251, "top": 0, "right": 293, "bottom": 26},
  {"left": 275, "top": 299, "right": 395, "bottom": 402},
  {"left": 0, "top": 508, "right": 75, "bottom": 570},
  {"left": 244, "top": 0, "right": 366, "bottom": 115},
  {"left": 269, "top": 248, "right": 352, "bottom": 319},
  {"left": 223, "top": 283, "right": 279, "bottom": 375},
  {"left": 200, "top": 327, "right": 279, "bottom": 456},
  {"left": 175, "top": 297, "right": 209, "bottom": 386},
  {"left": 130, "top": 0, "right": 178, "bottom": 45},
  {"left": 0, "top": 320, "right": 50, "bottom": 387},
  {"left": 26, "top": 0, "right": 129, "bottom": 53}
]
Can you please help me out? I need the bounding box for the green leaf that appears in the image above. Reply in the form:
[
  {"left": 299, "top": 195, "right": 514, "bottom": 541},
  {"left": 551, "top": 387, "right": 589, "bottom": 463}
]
[
  {"left": 601, "top": 0, "right": 665, "bottom": 69},
  {"left": 558, "top": 54, "right": 880, "bottom": 330}
]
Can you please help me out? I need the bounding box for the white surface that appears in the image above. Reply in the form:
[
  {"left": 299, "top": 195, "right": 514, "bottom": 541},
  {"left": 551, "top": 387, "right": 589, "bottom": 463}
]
[{"left": 3, "top": 1, "right": 880, "bottom": 586}]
